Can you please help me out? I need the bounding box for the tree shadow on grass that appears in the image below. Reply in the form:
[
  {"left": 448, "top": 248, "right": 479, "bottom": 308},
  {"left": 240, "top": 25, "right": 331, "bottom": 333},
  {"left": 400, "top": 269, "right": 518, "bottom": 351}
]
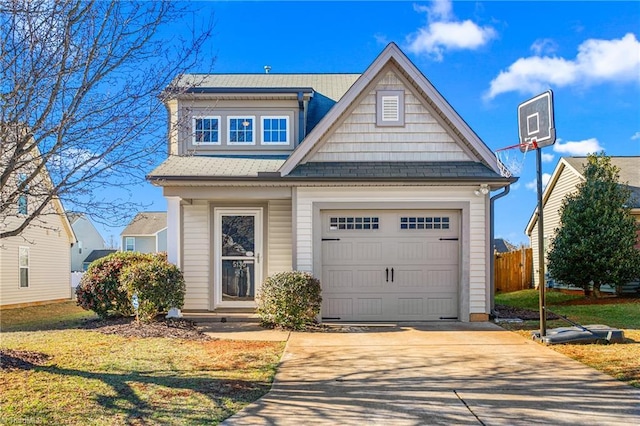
[{"left": 28, "top": 364, "right": 270, "bottom": 424}]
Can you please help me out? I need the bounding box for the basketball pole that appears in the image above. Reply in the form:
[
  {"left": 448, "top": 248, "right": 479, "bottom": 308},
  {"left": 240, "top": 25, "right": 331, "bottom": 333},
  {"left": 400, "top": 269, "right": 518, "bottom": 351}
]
[{"left": 536, "top": 145, "right": 547, "bottom": 336}]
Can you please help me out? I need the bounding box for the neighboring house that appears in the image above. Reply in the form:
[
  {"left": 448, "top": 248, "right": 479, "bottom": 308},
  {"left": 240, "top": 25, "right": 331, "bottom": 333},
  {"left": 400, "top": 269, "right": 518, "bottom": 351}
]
[
  {"left": 148, "top": 43, "right": 515, "bottom": 322},
  {"left": 121, "top": 212, "right": 167, "bottom": 253},
  {"left": 525, "top": 156, "right": 640, "bottom": 289},
  {"left": 494, "top": 238, "right": 517, "bottom": 254},
  {"left": 68, "top": 213, "right": 107, "bottom": 272},
  {"left": 1, "top": 157, "right": 76, "bottom": 309},
  {"left": 82, "top": 249, "right": 118, "bottom": 270}
]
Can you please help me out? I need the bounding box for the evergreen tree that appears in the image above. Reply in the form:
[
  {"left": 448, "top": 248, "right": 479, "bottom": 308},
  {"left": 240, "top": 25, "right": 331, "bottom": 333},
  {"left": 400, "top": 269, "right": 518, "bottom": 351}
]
[{"left": 547, "top": 153, "right": 640, "bottom": 297}]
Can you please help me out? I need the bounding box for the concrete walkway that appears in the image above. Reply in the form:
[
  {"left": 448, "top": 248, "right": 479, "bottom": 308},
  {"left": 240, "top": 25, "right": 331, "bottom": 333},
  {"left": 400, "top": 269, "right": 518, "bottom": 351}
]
[{"left": 206, "top": 321, "right": 639, "bottom": 425}]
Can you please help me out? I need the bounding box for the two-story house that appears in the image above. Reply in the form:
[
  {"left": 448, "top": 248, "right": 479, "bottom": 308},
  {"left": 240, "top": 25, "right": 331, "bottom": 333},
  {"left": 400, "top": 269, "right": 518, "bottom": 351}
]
[
  {"left": 68, "top": 213, "right": 107, "bottom": 272},
  {"left": 148, "top": 43, "right": 515, "bottom": 322},
  {"left": 120, "top": 212, "right": 167, "bottom": 254}
]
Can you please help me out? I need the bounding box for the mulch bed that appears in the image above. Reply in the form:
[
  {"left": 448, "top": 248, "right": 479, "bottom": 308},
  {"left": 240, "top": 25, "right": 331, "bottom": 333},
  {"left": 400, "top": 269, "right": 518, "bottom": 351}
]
[
  {"left": 79, "top": 317, "right": 213, "bottom": 341},
  {"left": 494, "top": 304, "right": 560, "bottom": 321},
  {"left": 0, "top": 349, "right": 51, "bottom": 371}
]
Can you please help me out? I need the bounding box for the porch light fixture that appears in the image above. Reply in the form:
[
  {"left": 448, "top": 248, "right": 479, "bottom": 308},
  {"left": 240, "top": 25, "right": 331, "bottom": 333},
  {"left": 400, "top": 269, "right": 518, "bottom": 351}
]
[{"left": 474, "top": 184, "right": 490, "bottom": 196}]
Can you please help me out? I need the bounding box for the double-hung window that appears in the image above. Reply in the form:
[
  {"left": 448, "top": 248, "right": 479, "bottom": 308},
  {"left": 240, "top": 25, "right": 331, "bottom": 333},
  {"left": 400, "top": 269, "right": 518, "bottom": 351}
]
[
  {"left": 19, "top": 247, "right": 29, "bottom": 287},
  {"left": 125, "top": 237, "right": 135, "bottom": 252},
  {"left": 228, "top": 117, "right": 255, "bottom": 144},
  {"left": 261, "top": 116, "right": 289, "bottom": 145},
  {"left": 193, "top": 117, "right": 220, "bottom": 145}
]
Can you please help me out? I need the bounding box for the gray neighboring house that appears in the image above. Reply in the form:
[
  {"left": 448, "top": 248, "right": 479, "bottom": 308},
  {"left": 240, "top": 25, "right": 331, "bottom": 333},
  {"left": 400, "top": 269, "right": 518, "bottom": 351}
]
[
  {"left": 121, "top": 212, "right": 167, "bottom": 253},
  {"left": 68, "top": 213, "right": 107, "bottom": 272},
  {"left": 148, "top": 43, "right": 516, "bottom": 322}
]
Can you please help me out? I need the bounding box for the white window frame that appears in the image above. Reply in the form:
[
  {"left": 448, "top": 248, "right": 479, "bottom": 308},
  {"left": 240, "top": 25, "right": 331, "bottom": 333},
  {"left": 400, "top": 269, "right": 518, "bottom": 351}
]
[
  {"left": 192, "top": 116, "right": 221, "bottom": 145},
  {"left": 125, "top": 237, "right": 135, "bottom": 252},
  {"left": 19, "top": 246, "right": 29, "bottom": 288},
  {"left": 227, "top": 116, "right": 256, "bottom": 145},
  {"left": 376, "top": 90, "right": 405, "bottom": 127},
  {"left": 261, "top": 116, "right": 290, "bottom": 145}
]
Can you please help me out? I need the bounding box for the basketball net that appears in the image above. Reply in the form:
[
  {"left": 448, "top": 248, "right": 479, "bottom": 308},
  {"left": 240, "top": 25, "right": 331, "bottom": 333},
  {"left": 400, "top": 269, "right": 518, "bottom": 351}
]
[{"left": 494, "top": 140, "right": 537, "bottom": 178}]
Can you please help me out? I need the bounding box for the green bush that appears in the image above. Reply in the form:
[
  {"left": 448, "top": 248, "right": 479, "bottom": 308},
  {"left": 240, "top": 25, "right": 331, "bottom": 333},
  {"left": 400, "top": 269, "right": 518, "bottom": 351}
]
[
  {"left": 120, "top": 258, "right": 186, "bottom": 322},
  {"left": 75, "top": 252, "right": 163, "bottom": 318},
  {"left": 257, "top": 271, "right": 322, "bottom": 330}
]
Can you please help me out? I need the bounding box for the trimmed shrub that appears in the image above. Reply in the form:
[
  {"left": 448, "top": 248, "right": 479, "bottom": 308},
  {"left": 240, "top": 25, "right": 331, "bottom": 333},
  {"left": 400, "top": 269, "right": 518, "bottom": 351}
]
[
  {"left": 257, "top": 271, "right": 322, "bottom": 330},
  {"left": 120, "top": 258, "right": 186, "bottom": 322},
  {"left": 75, "top": 252, "right": 160, "bottom": 318}
]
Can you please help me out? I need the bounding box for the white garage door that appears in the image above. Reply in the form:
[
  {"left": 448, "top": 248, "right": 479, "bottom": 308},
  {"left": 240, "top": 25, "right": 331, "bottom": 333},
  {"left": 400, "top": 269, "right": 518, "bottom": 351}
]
[{"left": 321, "top": 210, "right": 460, "bottom": 322}]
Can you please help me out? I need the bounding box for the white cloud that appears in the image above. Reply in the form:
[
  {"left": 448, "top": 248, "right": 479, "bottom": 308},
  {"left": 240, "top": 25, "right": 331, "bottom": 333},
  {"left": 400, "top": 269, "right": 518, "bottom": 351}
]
[
  {"left": 631, "top": 131, "right": 640, "bottom": 140},
  {"left": 406, "top": 0, "right": 496, "bottom": 61},
  {"left": 525, "top": 173, "right": 552, "bottom": 191},
  {"left": 530, "top": 38, "right": 558, "bottom": 56},
  {"left": 486, "top": 33, "right": 640, "bottom": 99},
  {"left": 541, "top": 152, "right": 555, "bottom": 163},
  {"left": 510, "top": 182, "right": 521, "bottom": 191},
  {"left": 553, "top": 138, "right": 603, "bottom": 156}
]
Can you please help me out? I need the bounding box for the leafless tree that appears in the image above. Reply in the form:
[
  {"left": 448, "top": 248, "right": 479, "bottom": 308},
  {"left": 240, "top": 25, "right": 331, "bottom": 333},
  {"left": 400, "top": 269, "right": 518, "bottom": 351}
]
[{"left": 0, "top": 0, "right": 214, "bottom": 239}]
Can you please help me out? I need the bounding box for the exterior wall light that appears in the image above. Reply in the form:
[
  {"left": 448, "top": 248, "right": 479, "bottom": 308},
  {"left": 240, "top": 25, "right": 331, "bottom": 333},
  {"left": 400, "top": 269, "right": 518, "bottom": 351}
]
[{"left": 474, "top": 184, "right": 490, "bottom": 196}]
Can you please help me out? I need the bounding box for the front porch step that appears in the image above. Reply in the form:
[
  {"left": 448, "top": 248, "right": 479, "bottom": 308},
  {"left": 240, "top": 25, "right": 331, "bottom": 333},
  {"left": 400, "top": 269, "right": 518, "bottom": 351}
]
[{"left": 182, "top": 311, "right": 260, "bottom": 323}]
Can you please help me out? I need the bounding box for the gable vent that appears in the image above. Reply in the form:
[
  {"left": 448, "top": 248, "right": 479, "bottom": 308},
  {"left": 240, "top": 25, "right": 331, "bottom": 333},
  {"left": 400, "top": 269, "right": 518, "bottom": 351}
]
[{"left": 381, "top": 95, "right": 399, "bottom": 121}]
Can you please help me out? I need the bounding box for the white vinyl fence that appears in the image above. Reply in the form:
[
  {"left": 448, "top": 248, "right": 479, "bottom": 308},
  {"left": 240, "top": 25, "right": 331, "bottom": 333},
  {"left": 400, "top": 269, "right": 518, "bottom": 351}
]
[{"left": 71, "top": 272, "right": 84, "bottom": 298}]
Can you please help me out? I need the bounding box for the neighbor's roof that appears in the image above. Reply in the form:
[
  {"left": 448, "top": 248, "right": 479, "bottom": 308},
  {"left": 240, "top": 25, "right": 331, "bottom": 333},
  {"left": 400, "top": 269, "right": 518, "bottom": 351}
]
[
  {"left": 174, "top": 74, "right": 361, "bottom": 102},
  {"left": 83, "top": 249, "right": 117, "bottom": 264},
  {"left": 121, "top": 212, "right": 167, "bottom": 236}
]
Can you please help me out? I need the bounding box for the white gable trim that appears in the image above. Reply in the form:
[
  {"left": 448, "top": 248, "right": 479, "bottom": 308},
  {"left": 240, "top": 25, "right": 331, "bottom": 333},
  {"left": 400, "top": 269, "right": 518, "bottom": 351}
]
[{"left": 279, "top": 42, "right": 500, "bottom": 176}]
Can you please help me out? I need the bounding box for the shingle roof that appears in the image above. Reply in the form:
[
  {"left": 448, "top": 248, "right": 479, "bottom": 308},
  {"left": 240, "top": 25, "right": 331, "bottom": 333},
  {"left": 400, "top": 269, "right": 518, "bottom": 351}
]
[
  {"left": 286, "top": 161, "right": 505, "bottom": 180},
  {"left": 175, "top": 74, "right": 361, "bottom": 102},
  {"left": 121, "top": 212, "right": 167, "bottom": 236},
  {"left": 148, "top": 156, "right": 285, "bottom": 179},
  {"left": 83, "top": 249, "right": 117, "bottom": 263},
  {"left": 564, "top": 156, "right": 640, "bottom": 208}
]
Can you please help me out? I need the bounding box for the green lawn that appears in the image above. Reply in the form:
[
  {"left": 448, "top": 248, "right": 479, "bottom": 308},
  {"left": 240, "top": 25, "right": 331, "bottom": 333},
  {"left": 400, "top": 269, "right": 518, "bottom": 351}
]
[
  {"left": 496, "top": 289, "right": 640, "bottom": 388},
  {"left": 1, "top": 302, "right": 284, "bottom": 425}
]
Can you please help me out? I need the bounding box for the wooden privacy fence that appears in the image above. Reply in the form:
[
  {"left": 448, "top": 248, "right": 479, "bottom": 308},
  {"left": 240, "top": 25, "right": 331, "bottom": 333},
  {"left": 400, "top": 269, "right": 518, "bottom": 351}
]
[{"left": 495, "top": 248, "right": 533, "bottom": 293}]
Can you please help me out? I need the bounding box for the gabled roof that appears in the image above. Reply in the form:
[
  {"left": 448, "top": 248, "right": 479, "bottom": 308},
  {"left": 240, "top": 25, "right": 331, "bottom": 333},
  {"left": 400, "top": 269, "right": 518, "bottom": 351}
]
[
  {"left": 525, "top": 156, "right": 640, "bottom": 234},
  {"left": 121, "top": 212, "right": 167, "bottom": 236},
  {"left": 279, "top": 42, "right": 503, "bottom": 177}
]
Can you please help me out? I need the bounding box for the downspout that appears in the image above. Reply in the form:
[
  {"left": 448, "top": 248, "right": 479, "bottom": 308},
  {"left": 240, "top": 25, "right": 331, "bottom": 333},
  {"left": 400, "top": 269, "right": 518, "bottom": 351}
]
[{"left": 490, "top": 184, "right": 511, "bottom": 315}]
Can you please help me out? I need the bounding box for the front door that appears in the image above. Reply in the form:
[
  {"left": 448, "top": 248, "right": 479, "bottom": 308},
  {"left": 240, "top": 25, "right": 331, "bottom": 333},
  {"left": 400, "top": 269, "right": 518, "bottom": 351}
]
[{"left": 214, "top": 208, "right": 262, "bottom": 308}]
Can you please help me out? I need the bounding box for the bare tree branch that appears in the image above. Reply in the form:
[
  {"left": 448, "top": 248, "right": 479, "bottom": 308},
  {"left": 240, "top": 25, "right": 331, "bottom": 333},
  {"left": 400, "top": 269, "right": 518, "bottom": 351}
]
[{"left": 1, "top": 0, "right": 214, "bottom": 239}]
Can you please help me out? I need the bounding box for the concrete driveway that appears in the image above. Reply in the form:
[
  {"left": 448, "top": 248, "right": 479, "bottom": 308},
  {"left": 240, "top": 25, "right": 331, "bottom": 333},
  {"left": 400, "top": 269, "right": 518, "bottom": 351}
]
[{"left": 219, "top": 322, "right": 640, "bottom": 425}]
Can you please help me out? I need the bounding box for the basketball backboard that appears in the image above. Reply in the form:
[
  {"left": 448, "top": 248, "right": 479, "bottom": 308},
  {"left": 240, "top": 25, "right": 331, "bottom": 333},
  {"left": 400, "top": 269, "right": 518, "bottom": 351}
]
[{"left": 518, "top": 90, "right": 556, "bottom": 152}]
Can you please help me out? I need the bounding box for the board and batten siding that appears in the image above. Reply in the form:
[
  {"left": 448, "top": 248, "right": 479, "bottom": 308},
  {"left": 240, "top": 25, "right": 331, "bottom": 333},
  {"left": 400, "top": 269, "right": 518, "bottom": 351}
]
[
  {"left": 267, "top": 199, "right": 293, "bottom": 277},
  {"left": 0, "top": 213, "right": 72, "bottom": 307},
  {"left": 293, "top": 186, "right": 488, "bottom": 321},
  {"left": 530, "top": 164, "right": 582, "bottom": 288},
  {"left": 310, "top": 71, "right": 471, "bottom": 163},
  {"left": 182, "top": 202, "right": 210, "bottom": 310}
]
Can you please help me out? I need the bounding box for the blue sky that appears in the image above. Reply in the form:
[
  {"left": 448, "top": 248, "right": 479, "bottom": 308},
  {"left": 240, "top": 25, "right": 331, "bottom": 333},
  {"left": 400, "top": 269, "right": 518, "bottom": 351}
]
[{"left": 99, "top": 0, "right": 640, "bottom": 247}]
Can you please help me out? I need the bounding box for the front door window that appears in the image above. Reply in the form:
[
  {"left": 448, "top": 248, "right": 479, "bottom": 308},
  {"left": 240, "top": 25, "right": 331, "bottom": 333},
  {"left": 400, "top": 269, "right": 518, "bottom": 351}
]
[{"left": 215, "top": 209, "right": 262, "bottom": 307}]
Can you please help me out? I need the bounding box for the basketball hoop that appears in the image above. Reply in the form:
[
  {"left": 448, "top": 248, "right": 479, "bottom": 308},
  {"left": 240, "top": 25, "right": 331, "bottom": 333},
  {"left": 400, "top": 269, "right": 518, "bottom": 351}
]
[{"left": 494, "top": 139, "right": 538, "bottom": 177}]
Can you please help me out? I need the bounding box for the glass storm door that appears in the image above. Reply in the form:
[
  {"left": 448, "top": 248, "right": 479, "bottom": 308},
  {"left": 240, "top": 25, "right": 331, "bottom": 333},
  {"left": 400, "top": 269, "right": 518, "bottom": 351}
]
[{"left": 215, "top": 208, "right": 262, "bottom": 308}]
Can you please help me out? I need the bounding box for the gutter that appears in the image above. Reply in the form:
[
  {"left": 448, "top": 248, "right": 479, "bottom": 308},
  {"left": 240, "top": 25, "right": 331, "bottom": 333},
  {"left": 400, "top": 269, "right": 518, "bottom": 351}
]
[{"left": 489, "top": 184, "right": 512, "bottom": 313}]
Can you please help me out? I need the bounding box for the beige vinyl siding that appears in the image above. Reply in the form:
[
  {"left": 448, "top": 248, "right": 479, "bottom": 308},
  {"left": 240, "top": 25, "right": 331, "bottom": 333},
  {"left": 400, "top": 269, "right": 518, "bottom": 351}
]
[
  {"left": 267, "top": 199, "right": 293, "bottom": 276},
  {"left": 294, "top": 186, "right": 487, "bottom": 321},
  {"left": 310, "top": 71, "right": 471, "bottom": 162},
  {"left": 182, "top": 202, "right": 210, "bottom": 310},
  {"left": 531, "top": 164, "right": 582, "bottom": 288},
  {"left": 1, "top": 213, "right": 71, "bottom": 307}
]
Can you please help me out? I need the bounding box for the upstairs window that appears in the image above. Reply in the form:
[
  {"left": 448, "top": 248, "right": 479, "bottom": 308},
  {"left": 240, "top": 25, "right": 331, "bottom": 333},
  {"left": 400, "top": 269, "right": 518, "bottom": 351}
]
[
  {"left": 262, "top": 116, "right": 289, "bottom": 144},
  {"left": 193, "top": 117, "right": 220, "bottom": 145},
  {"left": 228, "top": 117, "right": 255, "bottom": 144},
  {"left": 376, "top": 90, "right": 405, "bottom": 126},
  {"left": 17, "top": 173, "right": 28, "bottom": 215}
]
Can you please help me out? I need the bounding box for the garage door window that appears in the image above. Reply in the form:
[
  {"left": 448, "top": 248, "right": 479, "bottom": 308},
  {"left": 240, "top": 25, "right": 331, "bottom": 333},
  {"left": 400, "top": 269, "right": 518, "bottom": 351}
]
[
  {"left": 400, "top": 216, "right": 450, "bottom": 230},
  {"left": 329, "top": 216, "right": 379, "bottom": 230}
]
